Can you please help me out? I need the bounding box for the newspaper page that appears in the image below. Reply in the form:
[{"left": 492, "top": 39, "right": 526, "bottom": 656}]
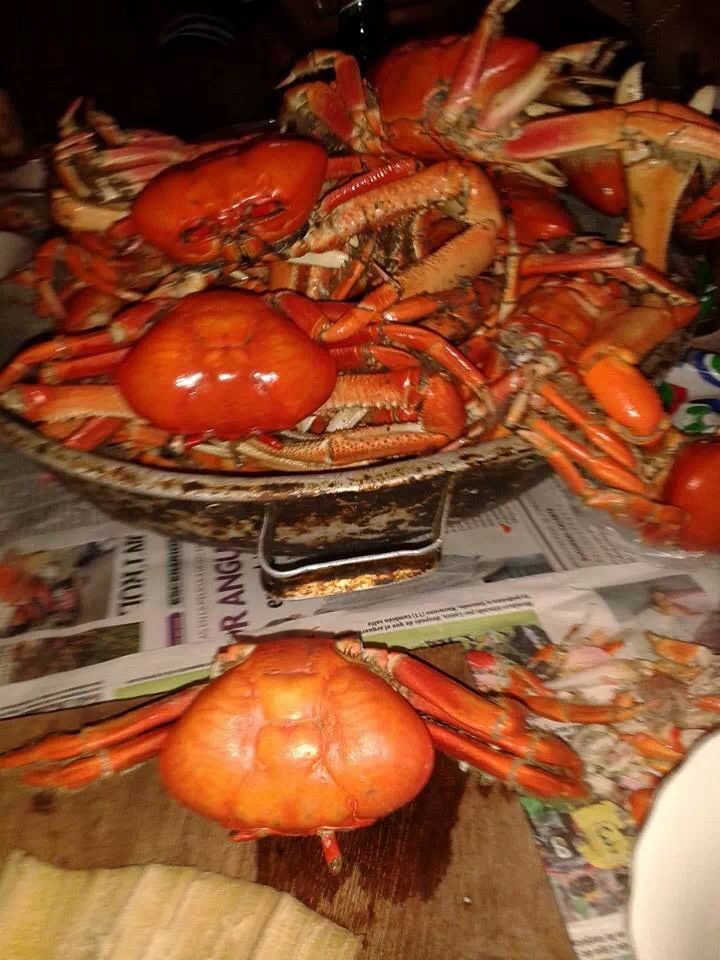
[
  {"left": 0, "top": 436, "right": 639, "bottom": 720},
  {"left": 1, "top": 445, "right": 719, "bottom": 959}
]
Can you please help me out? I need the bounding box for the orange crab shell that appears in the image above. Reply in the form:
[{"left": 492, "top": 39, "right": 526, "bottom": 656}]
[
  {"left": 129, "top": 138, "right": 329, "bottom": 263},
  {"left": 158, "top": 637, "right": 435, "bottom": 836},
  {"left": 371, "top": 36, "right": 541, "bottom": 159},
  {"left": 115, "top": 291, "right": 337, "bottom": 438}
]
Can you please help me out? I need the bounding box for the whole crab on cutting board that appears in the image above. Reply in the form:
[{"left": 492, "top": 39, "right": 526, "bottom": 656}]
[
  {"left": 0, "top": 633, "right": 587, "bottom": 873},
  {"left": 0, "top": 643, "right": 577, "bottom": 960}
]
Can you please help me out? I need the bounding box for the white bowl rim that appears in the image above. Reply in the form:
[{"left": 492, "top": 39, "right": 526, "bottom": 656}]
[{"left": 628, "top": 726, "right": 720, "bottom": 958}]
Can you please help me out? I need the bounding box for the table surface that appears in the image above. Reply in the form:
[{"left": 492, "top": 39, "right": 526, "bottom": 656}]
[{"left": 0, "top": 644, "right": 575, "bottom": 960}]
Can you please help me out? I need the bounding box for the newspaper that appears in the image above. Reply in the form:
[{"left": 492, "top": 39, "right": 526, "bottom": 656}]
[
  {"left": 1, "top": 443, "right": 719, "bottom": 959},
  {"left": 0, "top": 443, "right": 640, "bottom": 712}
]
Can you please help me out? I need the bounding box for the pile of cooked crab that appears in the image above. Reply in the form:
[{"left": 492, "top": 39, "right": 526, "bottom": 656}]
[{"left": 2, "top": 0, "right": 719, "bottom": 552}]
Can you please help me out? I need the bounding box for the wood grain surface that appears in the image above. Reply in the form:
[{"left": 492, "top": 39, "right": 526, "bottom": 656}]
[{"left": 0, "top": 644, "right": 575, "bottom": 960}]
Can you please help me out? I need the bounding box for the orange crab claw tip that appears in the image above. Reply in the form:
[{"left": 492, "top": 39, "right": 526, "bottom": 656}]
[{"left": 582, "top": 356, "right": 665, "bottom": 438}]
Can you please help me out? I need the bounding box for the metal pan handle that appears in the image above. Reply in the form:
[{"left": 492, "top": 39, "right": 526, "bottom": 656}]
[{"left": 257, "top": 475, "right": 454, "bottom": 596}]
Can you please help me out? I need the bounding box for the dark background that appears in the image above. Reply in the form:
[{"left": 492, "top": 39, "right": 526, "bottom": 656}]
[{"left": 0, "top": 0, "right": 716, "bottom": 148}]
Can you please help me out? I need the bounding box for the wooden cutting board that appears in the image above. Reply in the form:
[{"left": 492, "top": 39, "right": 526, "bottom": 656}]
[{"left": 0, "top": 645, "right": 575, "bottom": 960}]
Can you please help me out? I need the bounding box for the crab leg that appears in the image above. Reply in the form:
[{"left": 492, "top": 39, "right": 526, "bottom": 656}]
[
  {"left": 466, "top": 649, "right": 640, "bottom": 723},
  {"left": 442, "top": 0, "right": 522, "bottom": 123},
  {"left": 278, "top": 50, "right": 384, "bottom": 153},
  {"left": 281, "top": 82, "right": 360, "bottom": 150},
  {"left": 21, "top": 728, "right": 172, "bottom": 790},
  {"left": 2, "top": 384, "right": 135, "bottom": 423},
  {"left": 59, "top": 98, "right": 186, "bottom": 154},
  {"left": 61, "top": 416, "right": 130, "bottom": 451},
  {"left": 24, "top": 238, "right": 117, "bottom": 321},
  {"left": 51, "top": 190, "right": 128, "bottom": 234},
  {"left": 53, "top": 100, "right": 203, "bottom": 202},
  {"left": 518, "top": 424, "right": 684, "bottom": 532},
  {"left": 504, "top": 99, "right": 720, "bottom": 269},
  {"left": 233, "top": 371, "right": 467, "bottom": 470},
  {"left": 621, "top": 733, "right": 685, "bottom": 762},
  {"left": 380, "top": 278, "right": 497, "bottom": 327},
  {"left": 509, "top": 252, "right": 696, "bottom": 446},
  {"left": 693, "top": 695, "right": 720, "bottom": 713},
  {"left": 495, "top": 727, "right": 583, "bottom": 778},
  {"left": 112, "top": 421, "right": 173, "bottom": 452},
  {"left": 536, "top": 382, "right": 637, "bottom": 468},
  {"left": 619, "top": 144, "right": 696, "bottom": 273},
  {"left": 299, "top": 160, "right": 500, "bottom": 256},
  {"left": 370, "top": 324, "right": 488, "bottom": 397},
  {"left": 500, "top": 357, "right": 666, "bottom": 483},
  {"left": 516, "top": 244, "right": 697, "bottom": 327},
  {"left": 276, "top": 292, "right": 490, "bottom": 398},
  {"left": 504, "top": 101, "right": 720, "bottom": 166},
  {"left": 0, "top": 684, "right": 205, "bottom": 771},
  {"left": 520, "top": 426, "right": 607, "bottom": 497},
  {"left": 329, "top": 344, "right": 422, "bottom": 372},
  {"left": 263, "top": 241, "right": 376, "bottom": 301},
  {"left": 518, "top": 244, "right": 640, "bottom": 276},
  {"left": 409, "top": 688, "right": 582, "bottom": 777},
  {"left": 0, "top": 300, "right": 168, "bottom": 392},
  {"left": 583, "top": 488, "right": 687, "bottom": 533},
  {"left": 2, "top": 385, "right": 177, "bottom": 457},
  {"left": 339, "top": 641, "right": 527, "bottom": 738},
  {"left": 59, "top": 289, "right": 128, "bottom": 334},
  {"left": 518, "top": 696, "right": 638, "bottom": 724},
  {"left": 524, "top": 419, "right": 647, "bottom": 493},
  {"left": 318, "top": 831, "right": 344, "bottom": 874},
  {"left": 440, "top": 0, "right": 605, "bottom": 140},
  {"left": 426, "top": 722, "right": 588, "bottom": 799},
  {"left": 613, "top": 66, "right": 715, "bottom": 271},
  {"left": 324, "top": 154, "right": 378, "bottom": 181},
  {"left": 317, "top": 158, "right": 420, "bottom": 215},
  {"left": 475, "top": 41, "right": 612, "bottom": 135},
  {"left": 230, "top": 428, "right": 451, "bottom": 470},
  {"left": 39, "top": 348, "right": 130, "bottom": 384},
  {"left": 279, "top": 50, "right": 368, "bottom": 116}
]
